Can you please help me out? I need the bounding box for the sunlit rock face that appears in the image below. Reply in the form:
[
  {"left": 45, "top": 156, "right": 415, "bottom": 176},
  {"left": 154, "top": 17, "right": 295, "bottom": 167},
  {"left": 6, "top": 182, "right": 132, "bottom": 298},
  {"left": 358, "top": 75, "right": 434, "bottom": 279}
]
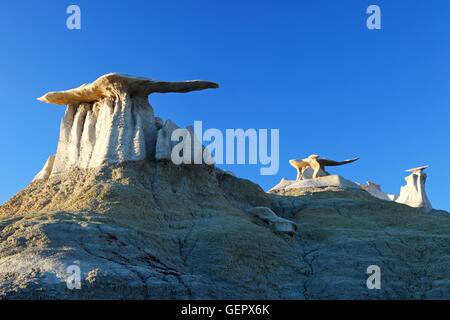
[
  {"left": 36, "top": 73, "right": 218, "bottom": 178},
  {"left": 359, "top": 167, "right": 433, "bottom": 213},
  {"left": 49, "top": 97, "right": 156, "bottom": 176},
  {"left": 396, "top": 169, "right": 432, "bottom": 213},
  {"left": 360, "top": 181, "right": 397, "bottom": 202},
  {"left": 268, "top": 175, "right": 360, "bottom": 195},
  {"left": 33, "top": 155, "right": 55, "bottom": 181}
]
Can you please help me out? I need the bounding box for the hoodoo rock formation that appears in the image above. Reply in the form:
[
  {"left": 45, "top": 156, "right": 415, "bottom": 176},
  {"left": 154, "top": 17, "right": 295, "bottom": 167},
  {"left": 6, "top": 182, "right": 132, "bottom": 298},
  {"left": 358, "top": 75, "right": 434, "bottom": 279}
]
[
  {"left": 360, "top": 166, "right": 433, "bottom": 213},
  {"left": 278, "top": 155, "right": 434, "bottom": 213},
  {"left": 396, "top": 166, "right": 432, "bottom": 212},
  {"left": 0, "top": 74, "right": 449, "bottom": 300},
  {"left": 36, "top": 73, "right": 218, "bottom": 178},
  {"left": 270, "top": 155, "right": 360, "bottom": 194}
]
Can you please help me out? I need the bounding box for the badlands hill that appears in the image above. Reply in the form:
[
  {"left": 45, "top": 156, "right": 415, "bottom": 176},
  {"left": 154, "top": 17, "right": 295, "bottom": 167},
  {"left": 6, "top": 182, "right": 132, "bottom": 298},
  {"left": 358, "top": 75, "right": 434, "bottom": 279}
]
[{"left": 1, "top": 74, "right": 450, "bottom": 299}]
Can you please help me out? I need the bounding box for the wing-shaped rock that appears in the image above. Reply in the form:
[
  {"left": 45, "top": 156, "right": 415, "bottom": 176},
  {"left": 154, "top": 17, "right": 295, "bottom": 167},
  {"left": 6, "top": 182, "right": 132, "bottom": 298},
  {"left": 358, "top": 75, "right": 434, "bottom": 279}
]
[
  {"left": 317, "top": 157, "right": 359, "bottom": 167},
  {"left": 38, "top": 73, "right": 218, "bottom": 105}
]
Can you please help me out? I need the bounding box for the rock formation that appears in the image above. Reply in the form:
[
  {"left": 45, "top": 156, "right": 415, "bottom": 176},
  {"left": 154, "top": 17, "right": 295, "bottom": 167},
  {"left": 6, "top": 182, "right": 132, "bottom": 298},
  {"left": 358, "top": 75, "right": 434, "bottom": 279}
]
[
  {"left": 247, "top": 207, "right": 297, "bottom": 236},
  {"left": 290, "top": 155, "right": 359, "bottom": 180},
  {"left": 0, "top": 74, "right": 448, "bottom": 300},
  {"left": 33, "top": 155, "right": 55, "bottom": 181},
  {"left": 360, "top": 166, "right": 433, "bottom": 213},
  {"left": 269, "top": 175, "right": 360, "bottom": 194},
  {"left": 395, "top": 166, "right": 432, "bottom": 213},
  {"left": 360, "top": 181, "right": 397, "bottom": 202},
  {"left": 289, "top": 160, "right": 314, "bottom": 181},
  {"left": 35, "top": 73, "right": 218, "bottom": 178},
  {"left": 271, "top": 155, "right": 360, "bottom": 194},
  {"left": 155, "top": 120, "right": 180, "bottom": 161}
]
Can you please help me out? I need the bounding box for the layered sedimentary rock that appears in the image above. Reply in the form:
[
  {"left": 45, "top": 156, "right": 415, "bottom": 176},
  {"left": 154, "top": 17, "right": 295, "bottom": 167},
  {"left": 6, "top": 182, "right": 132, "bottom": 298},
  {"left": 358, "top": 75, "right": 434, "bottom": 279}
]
[
  {"left": 35, "top": 73, "right": 218, "bottom": 179},
  {"left": 3, "top": 158, "right": 450, "bottom": 299},
  {"left": 0, "top": 74, "right": 449, "bottom": 300}
]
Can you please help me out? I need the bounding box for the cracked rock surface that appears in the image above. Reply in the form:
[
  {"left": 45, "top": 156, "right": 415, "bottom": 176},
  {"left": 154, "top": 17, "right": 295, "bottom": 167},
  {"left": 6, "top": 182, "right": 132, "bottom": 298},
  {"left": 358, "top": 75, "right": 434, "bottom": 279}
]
[{"left": 1, "top": 161, "right": 450, "bottom": 299}]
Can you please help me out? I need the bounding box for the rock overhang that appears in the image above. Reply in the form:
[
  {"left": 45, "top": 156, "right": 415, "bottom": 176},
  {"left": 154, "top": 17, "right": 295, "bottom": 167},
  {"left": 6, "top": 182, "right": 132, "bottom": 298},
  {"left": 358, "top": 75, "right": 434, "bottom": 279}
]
[
  {"left": 33, "top": 73, "right": 219, "bottom": 179},
  {"left": 37, "top": 73, "right": 219, "bottom": 105}
]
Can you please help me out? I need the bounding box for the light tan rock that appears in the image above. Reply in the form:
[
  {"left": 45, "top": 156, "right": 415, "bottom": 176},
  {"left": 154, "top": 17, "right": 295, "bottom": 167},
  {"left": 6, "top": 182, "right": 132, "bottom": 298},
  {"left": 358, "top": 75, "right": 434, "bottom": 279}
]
[
  {"left": 33, "top": 155, "right": 55, "bottom": 181},
  {"left": 289, "top": 160, "right": 314, "bottom": 180},
  {"left": 38, "top": 73, "right": 219, "bottom": 105},
  {"left": 36, "top": 73, "right": 218, "bottom": 178},
  {"left": 290, "top": 154, "right": 359, "bottom": 180}
]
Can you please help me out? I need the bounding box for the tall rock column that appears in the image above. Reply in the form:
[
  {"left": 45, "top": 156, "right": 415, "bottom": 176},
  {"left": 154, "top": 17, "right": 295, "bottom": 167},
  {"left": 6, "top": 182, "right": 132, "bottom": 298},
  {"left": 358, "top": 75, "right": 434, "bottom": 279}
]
[
  {"left": 395, "top": 166, "right": 432, "bottom": 213},
  {"left": 36, "top": 73, "right": 218, "bottom": 178}
]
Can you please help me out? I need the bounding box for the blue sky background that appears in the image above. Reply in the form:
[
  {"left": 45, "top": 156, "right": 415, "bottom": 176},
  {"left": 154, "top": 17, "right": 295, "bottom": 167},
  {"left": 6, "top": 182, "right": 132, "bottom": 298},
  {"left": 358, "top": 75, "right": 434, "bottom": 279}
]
[{"left": 1, "top": 0, "right": 450, "bottom": 210}]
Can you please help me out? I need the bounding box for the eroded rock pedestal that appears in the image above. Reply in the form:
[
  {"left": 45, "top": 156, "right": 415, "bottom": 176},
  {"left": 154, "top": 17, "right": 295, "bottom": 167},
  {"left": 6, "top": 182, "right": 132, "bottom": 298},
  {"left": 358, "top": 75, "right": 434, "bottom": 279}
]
[
  {"left": 395, "top": 167, "right": 432, "bottom": 213},
  {"left": 35, "top": 73, "right": 218, "bottom": 179},
  {"left": 359, "top": 166, "right": 433, "bottom": 213}
]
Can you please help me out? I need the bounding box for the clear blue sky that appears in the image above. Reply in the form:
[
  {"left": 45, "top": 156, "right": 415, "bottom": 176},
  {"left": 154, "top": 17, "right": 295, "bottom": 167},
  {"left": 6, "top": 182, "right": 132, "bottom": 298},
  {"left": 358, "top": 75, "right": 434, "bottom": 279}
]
[{"left": 1, "top": 1, "right": 450, "bottom": 210}]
